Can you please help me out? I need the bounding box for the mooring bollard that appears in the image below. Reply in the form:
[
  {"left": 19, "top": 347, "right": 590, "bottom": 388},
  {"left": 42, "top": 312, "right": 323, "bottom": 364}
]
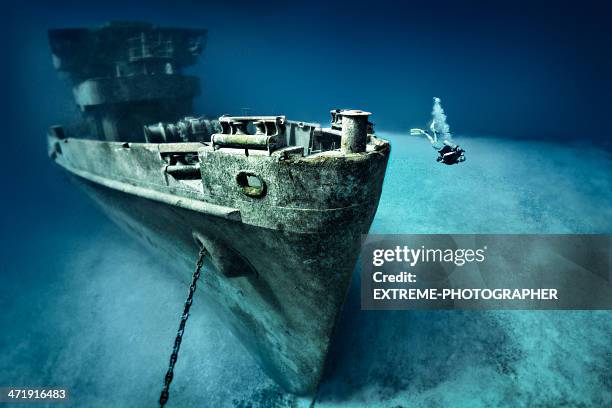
[{"left": 340, "top": 109, "right": 371, "bottom": 153}]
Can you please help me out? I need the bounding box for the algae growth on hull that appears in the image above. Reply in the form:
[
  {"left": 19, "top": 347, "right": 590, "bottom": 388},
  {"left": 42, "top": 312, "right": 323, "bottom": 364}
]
[{"left": 1, "top": 133, "right": 610, "bottom": 407}]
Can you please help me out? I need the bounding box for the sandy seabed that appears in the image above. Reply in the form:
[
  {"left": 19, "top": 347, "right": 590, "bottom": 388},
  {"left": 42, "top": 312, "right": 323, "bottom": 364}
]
[{"left": 1, "top": 134, "right": 610, "bottom": 407}]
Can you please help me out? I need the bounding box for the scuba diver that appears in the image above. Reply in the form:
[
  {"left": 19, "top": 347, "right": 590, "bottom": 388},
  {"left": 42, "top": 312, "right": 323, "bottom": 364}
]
[
  {"left": 410, "top": 97, "right": 466, "bottom": 165},
  {"left": 436, "top": 141, "right": 465, "bottom": 165}
]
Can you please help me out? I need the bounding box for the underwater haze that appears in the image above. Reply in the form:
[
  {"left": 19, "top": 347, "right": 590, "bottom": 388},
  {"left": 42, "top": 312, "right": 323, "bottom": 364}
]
[
  {"left": 2, "top": 0, "right": 612, "bottom": 407},
  {"left": 1, "top": 134, "right": 611, "bottom": 407}
]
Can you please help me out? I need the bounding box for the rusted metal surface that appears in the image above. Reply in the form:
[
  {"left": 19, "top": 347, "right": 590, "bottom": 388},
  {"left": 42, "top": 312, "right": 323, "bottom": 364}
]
[{"left": 48, "top": 118, "right": 389, "bottom": 394}]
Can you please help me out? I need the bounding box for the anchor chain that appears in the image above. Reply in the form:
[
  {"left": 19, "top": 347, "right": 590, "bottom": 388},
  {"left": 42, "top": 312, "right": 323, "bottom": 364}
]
[{"left": 159, "top": 247, "right": 207, "bottom": 407}]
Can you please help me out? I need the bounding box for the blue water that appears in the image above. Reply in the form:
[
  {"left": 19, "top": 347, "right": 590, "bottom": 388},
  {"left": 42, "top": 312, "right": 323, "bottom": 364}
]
[
  {"left": 2, "top": 1, "right": 612, "bottom": 406},
  {"left": 1, "top": 132, "right": 610, "bottom": 407}
]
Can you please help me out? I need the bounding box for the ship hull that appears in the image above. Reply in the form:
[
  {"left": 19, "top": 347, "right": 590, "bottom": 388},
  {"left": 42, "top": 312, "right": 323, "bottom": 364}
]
[{"left": 51, "top": 137, "right": 390, "bottom": 394}]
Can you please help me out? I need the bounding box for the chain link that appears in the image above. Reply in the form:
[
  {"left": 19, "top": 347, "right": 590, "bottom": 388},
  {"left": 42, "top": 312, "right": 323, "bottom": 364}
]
[{"left": 159, "top": 247, "right": 207, "bottom": 407}]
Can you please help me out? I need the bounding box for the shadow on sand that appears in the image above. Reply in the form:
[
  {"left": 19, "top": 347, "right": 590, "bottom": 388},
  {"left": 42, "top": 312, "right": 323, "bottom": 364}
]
[{"left": 317, "top": 269, "right": 523, "bottom": 404}]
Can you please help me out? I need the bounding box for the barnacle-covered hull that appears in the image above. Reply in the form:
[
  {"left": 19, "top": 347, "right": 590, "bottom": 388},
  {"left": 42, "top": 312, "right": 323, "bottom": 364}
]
[{"left": 49, "top": 136, "right": 390, "bottom": 394}]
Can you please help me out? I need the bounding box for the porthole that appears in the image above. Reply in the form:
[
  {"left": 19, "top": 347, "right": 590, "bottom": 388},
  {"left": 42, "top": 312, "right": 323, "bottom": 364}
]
[{"left": 236, "top": 171, "right": 266, "bottom": 198}]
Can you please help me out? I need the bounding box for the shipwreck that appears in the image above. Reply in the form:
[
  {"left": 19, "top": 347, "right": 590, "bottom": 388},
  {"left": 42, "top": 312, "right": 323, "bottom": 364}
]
[{"left": 46, "top": 22, "right": 390, "bottom": 396}]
